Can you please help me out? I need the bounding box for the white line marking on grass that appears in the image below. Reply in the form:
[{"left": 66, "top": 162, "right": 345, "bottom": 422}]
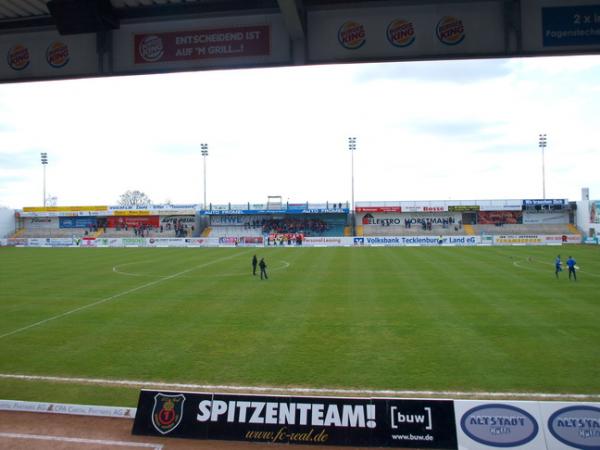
[
  {"left": 512, "top": 257, "right": 600, "bottom": 278},
  {"left": 0, "top": 251, "right": 251, "bottom": 340},
  {"left": 0, "top": 432, "right": 163, "bottom": 449},
  {"left": 1, "top": 373, "right": 598, "bottom": 400},
  {"left": 113, "top": 259, "right": 291, "bottom": 279}
]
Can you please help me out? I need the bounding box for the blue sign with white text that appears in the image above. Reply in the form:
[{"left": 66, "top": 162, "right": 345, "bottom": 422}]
[
  {"left": 201, "top": 209, "right": 349, "bottom": 215},
  {"left": 542, "top": 5, "right": 600, "bottom": 47},
  {"left": 59, "top": 217, "right": 97, "bottom": 228}
]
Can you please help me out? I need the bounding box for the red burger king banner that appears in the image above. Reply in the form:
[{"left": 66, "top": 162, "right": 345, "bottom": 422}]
[{"left": 134, "top": 25, "right": 270, "bottom": 64}]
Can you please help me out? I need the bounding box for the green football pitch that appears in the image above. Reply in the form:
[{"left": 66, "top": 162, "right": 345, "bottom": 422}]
[{"left": 0, "top": 245, "right": 598, "bottom": 407}]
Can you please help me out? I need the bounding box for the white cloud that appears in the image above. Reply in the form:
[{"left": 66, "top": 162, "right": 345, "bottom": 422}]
[{"left": 0, "top": 55, "right": 599, "bottom": 209}]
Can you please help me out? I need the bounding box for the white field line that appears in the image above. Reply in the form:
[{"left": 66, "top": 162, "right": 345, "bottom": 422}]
[
  {"left": 1, "top": 373, "right": 598, "bottom": 401},
  {"left": 512, "top": 256, "right": 600, "bottom": 278},
  {"left": 113, "top": 259, "right": 290, "bottom": 278},
  {"left": 0, "top": 250, "right": 250, "bottom": 340},
  {"left": 0, "top": 432, "right": 163, "bottom": 449}
]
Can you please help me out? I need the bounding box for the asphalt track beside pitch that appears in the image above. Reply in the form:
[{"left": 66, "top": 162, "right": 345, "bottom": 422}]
[{"left": 0, "top": 411, "right": 365, "bottom": 450}]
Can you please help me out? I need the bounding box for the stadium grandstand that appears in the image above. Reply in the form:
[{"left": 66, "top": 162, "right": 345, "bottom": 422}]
[{"left": 2, "top": 193, "right": 599, "bottom": 247}]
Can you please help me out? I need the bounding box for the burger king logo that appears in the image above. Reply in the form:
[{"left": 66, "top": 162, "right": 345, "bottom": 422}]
[
  {"left": 138, "top": 35, "right": 164, "bottom": 62},
  {"left": 436, "top": 16, "right": 465, "bottom": 46},
  {"left": 386, "top": 19, "right": 415, "bottom": 48},
  {"left": 7, "top": 44, "right": 30, "bottom": 71},
  {"left": 46, "top": 41, "right": 70, "bottom": 68},
  {"left": 338, "top": 21, "right": 366, "bottom": 50}
]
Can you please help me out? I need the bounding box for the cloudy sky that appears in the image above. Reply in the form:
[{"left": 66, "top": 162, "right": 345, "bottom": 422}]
[{"left": 0, "top": 54, "right": 599, "bottom": 209}]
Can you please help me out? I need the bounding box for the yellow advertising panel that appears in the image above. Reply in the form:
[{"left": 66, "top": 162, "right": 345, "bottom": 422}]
[
  {"left": 22, "top": 206, "right": 108, "bottom": 212},
  {"left": 112, "top": 210, "right": 151, "bottom": 216}
]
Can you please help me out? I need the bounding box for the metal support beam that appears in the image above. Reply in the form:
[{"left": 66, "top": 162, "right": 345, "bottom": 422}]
[{"left": 276, "top": 0, "right": 306, "bottom": 40}]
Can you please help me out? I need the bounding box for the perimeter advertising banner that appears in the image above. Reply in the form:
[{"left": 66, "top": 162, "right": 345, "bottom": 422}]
[
  {"left": 539, "top": 402, "right": 600, "bottom": 450},
  {"left": 356, "top": 236, "right": 480, "bottom": 246},
  {"left": 132, "top": 391, "right": 457, "bottom": 448},
  {"left": 454, "top": 400, "right": 600, "bottom": 450}
]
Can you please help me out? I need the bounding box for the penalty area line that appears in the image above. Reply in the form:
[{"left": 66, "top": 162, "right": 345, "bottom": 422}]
[
  {"left": 0, "top": 432, "right": 163, "bottom": 449},
  {"left": 0, "top": 373, "right": 598, "bottom": 401}
]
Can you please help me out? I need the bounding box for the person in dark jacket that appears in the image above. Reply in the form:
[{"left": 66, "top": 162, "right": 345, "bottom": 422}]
[
  {"left": 252, "top": 255, "right": 258, "bottom": 276},
  {"left": 259, "top": 258, "right": 268, "bottom": 280}
]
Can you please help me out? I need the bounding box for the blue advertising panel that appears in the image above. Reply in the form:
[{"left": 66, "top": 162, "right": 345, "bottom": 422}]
[
  {"left": 542, "top": 5, "right": 600, "bottom": 47},
  {"left": 59, "top": 217, "right": 98, "bottom": 228},
  {"left": 523, "top": 199, "right": 566, "bottom": 207},
  {"left": 202, "top": 209, "right": 349, "bottom": 215}
]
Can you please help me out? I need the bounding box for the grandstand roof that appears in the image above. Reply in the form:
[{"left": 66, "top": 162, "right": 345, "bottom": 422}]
[
  {"left": 1, "top": 0, "right": 597, "bottom": 83},
  {"left": 0, "top": 1, "right": 490, "bottom": 24}
]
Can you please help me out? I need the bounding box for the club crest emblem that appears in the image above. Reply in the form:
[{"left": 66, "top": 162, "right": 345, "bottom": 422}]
[{"left": 151, "top": 393, "right": 185, "bottom": 434}]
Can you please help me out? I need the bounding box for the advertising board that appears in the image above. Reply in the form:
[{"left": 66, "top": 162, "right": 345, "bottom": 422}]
[
  {"left": 493, "top": 235, "right": 544, "bottom": 245},
  {"left": 147, "top": 238, "right": 189, "bottom": 247},
  {"left": 59, "top": 217, "right": 98, "bottom": 228},
  {"left": 107, "top": 216, "right": 160, "bottom": 228},
  {"left": 448, "top": 205, "right": 479, "bottom": 212},
  {"left": 112, "top": 14, "right": 291, "bottom": 74},
  {"left": 522, "top": 212, "right": 569, "bottom": 224},
  {"left": 361, "top": 213, "right": 462, "bottom": 228},
  {"left": 491, "top": 235, "right": 580, "bottom": 245},
  {"left": 159, "top": 215, "right": 195, "bottom": 226},
  {"left": 28, "top": 238, "right": 79, "bottom": 247},
  {"left": 477, "top": 211, "right": 522, "bottom": 225},
  {"left": 303, "top": 237, "right": 353, "bottom": 247},
  {"left": 523, "top": 199, "right": 567, "bottom": 207},
  {"left": 308, "top": 2, "right": 505, "bottom": 62},
  {"left": 133, "top": 25, "right": 271, "bottom": 65},
  {"left": 95, "top": 238, "right": 123, "bottom": 248},
  {"left": 542, "top": 4, "right": 600, "bottom": 48},
  {"left": 454, "top": 400, "right": 545, "bottom": 449},
  {"left": 132, "top": 391, "right": 457, "bottom": 448},
  {"left": 358, "top": 236, "right": 480, "bottom": 246},
  {"left": 356, "top": 206, "right": 402, "bottom": 213},
  {"left": 539, "top": 402, "right": 600, "bottom": 450},
  {"left": 203, "top": 209, "right": 348, "bottom": 215},
  {"left": 25, "top": 217, "right": 59, "bottom": 229}
]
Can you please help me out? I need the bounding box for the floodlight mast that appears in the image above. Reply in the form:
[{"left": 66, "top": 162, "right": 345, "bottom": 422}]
[
  {"left": 40, "top": 152, "right": 48, "bottom": 207},
  {"left": 201, "top": 143, "right": 208, "bottom": 209},
  {"left": 348, "top": 137, "right": 356, "bottom": 236},
  {"left": 539, "top": 134, "right": 547, "bottom": 200}
]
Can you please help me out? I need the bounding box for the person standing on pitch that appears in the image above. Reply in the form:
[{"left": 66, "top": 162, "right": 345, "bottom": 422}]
[
  {"left": 252, "top": 255, "right": 258, "bottom": 276},
  {"left": 566, "top": 256, "right": 577, "bottom": 281},
  {"left": 555, "top": 255, "right": 562, "bottom": 279},
  {"left": 259, "top": 258, "right": 268, "bottom": 280}
]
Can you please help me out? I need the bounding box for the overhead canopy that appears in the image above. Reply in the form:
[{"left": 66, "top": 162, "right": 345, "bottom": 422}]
[{"left": 0, "top": 0, "right": 599, "bottom": 83}]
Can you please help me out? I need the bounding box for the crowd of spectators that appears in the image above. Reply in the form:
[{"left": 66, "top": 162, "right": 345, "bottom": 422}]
[
  {"left": 261, "top": 218, "right": 330, "bottom": 236},
  {"left": 108, "top": 220, "right": 194, "bottom": 237}
]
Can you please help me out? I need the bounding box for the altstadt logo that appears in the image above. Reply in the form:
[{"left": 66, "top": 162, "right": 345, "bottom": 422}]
[{"left": 151, "top": 393, "right": 185, "bottom": 435}]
